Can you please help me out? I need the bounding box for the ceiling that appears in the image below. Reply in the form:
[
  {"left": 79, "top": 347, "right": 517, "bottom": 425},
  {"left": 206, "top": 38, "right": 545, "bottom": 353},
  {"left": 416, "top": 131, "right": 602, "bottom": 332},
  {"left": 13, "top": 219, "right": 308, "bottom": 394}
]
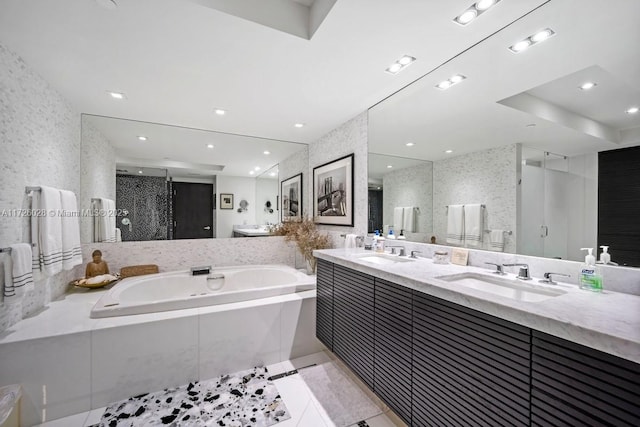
[
  {"left": 1, "top": 0, "right": 637, "bottom": 168},
  {"left": 0, "top": 0, "right": 549, "bottom": 145}
]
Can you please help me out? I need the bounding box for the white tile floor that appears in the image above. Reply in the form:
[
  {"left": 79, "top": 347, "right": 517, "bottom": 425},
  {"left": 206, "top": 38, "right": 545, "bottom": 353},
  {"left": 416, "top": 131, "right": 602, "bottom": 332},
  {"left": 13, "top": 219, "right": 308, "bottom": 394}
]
[{"left": 36, "top": 351, "right": 404, "bottom": 427}]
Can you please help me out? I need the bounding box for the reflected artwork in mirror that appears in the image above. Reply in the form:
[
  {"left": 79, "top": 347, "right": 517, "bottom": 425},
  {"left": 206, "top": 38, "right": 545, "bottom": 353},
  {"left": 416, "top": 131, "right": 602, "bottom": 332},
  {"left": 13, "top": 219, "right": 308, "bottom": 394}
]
[
  {"left": 281, "top": 173, "right": 302, "bottom": 222},
  {"left": 367, "top": 0, "right": 640, "bottom": 265},
  {"left": 80, "top": 115, "right": 306, "bottom": 243}
]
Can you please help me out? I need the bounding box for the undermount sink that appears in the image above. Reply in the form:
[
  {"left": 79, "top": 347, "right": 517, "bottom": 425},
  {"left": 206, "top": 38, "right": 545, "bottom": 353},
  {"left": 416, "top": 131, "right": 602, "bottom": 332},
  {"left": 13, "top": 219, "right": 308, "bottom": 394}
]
[
  {"left": 356, "top": 253, "right": 415, "bottom": 266},
  {"left": 436, "top": 272, "right": 567, "bottom": 303}
]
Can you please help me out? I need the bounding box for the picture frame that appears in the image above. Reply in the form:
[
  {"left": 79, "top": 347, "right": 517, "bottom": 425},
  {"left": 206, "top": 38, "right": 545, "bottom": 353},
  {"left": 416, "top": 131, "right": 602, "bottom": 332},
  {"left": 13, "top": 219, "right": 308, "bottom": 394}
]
[
  {"left": 220, "top": 193, "right": 234, "bottom": 210},
  {"left": 313, "top": 153, "right": 354, "bottom": 226},
  {"left": 281, "top": 173, "right": 303, "bottom": 221}
]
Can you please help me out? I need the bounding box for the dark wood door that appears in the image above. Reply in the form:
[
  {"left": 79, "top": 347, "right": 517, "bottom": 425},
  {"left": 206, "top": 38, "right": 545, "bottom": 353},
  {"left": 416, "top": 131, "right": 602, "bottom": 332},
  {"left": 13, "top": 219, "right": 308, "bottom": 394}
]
[{"left": 172, "top": 182, "right": 213, "bottom": 239}]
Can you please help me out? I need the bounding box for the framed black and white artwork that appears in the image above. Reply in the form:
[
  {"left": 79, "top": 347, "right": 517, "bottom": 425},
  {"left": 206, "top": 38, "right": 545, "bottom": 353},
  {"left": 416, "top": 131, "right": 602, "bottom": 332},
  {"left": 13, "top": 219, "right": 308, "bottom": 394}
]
[
  {"left": 281, "top": 173, "right": 302, "bottom": 221},
  {"left": 313, "top": 154, "right": 354, "bottom": 226},
  {"left": 220, "top": 193, "right": 234, "bottom": 210}
]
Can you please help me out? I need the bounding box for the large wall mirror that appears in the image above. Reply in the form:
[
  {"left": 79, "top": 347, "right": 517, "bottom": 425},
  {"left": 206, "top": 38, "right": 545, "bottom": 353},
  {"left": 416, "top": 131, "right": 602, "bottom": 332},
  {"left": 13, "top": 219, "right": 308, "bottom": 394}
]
[
  {"left": 80, "top": 114, "right": 306, "bottom": 243},
  {"left": 368, "top": 0, "right": 640, "bottom": 264}
]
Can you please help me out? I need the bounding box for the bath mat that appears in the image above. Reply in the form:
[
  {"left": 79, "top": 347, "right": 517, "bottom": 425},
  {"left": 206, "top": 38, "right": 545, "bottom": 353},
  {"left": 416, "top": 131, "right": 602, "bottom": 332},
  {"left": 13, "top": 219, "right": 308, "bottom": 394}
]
[
  {"left": 298, "top": 361, "right": 382, "bottom": 427},
  {"left": 99, "top": 366, "right": 290, "bottom": 426}
]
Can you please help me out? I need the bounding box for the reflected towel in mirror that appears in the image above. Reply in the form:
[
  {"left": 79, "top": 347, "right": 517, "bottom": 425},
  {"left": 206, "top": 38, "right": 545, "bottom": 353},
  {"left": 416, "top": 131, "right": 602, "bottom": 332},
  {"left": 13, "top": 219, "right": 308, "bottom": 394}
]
[
  {"left": 345, "top": 234, "right": 357, "bottom": 249},
  {"left": 446, "top": 204, "right": 464, "bottom": 245},
  {"left": 464, "top": 204, "right": 484, "bottom": 248},
  {"left": 489, "top": 229, "right": 505, "bottom": 252}
]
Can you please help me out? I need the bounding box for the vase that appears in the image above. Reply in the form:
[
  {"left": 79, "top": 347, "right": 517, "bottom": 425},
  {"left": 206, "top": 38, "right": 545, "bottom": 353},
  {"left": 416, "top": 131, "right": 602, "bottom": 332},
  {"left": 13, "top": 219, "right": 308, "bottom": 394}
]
[{"left": 305, "top": 257, "right": 317, "bottom": 275}]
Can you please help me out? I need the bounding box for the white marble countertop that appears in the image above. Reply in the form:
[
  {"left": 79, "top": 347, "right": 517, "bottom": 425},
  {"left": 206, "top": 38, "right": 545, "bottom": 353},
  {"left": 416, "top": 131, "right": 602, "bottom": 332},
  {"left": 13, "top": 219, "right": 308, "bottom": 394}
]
[{"left": 314, "top": 248, "right": 640, "bottom": 364}]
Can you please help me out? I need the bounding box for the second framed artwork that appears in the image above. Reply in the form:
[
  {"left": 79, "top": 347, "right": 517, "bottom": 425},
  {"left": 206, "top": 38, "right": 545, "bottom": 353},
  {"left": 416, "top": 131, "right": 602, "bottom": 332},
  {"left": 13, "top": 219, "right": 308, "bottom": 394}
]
[
  {"left": 220, "top": 193, "right": 234, "bottom": 210},
  {"left": 281, "top": 173, "right": 302, "bottom": 221},
  {"left": 313, "top": 153, "right": 354, "bottom": 226}
]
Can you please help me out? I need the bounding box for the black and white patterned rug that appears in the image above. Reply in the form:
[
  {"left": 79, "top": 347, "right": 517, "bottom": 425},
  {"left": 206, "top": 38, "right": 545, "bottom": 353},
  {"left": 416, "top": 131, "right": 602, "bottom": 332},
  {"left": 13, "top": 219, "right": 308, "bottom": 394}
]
[{"left": 96, "top": 366, "right": 290, "bottom": 427}]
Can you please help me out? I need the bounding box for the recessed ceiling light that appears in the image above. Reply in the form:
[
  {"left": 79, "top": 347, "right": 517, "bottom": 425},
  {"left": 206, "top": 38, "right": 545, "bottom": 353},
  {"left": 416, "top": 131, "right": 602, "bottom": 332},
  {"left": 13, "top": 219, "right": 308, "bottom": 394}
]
[
  {"left": 387, "top": 165, "right": 393, "bottom": 169},
  {"left": 406, "top": 142, "right": 415, "bottom": 147},
  {"left": 108, "top": 91, "right": 125, "bottom": 99},
  {"left": 263, "top": 150, "right": 271, "bottom": 155},
  {"left": 579, "top": 82, "right": 597, "bottom": 90},
  {"left": 269, "top": 172, "right": 276, "bottom": 177},
  {"left": 377, "top": 187, "right": 381, "bottom": 190},
  {"left": 294, "top": 123, "right": 305, "bottom": 128},
  {"left": 385, "top": 55, "right": 416, "bottom": 75},
  {"left": 255, "top": 166, "right": 261, "bottom": 171},
  {"left": 454, "top": 0, "right": 501, "bottom": 25},
  {"left": 509, "top": 28, "right": 555, "bottom": 53},
  {"left": 249, "top": 171, "right": 255, "bottom": 175},
  {"left": 137, "top": 136, "right": 147, "bottom": 141},
  {"left": 207, "top": 144, "right": 214, "bottom": 149},
  {"left": 138, "top": 170, "right": 143, "bottom": 174},
  {"left": 476, "top": 0, "right": 496, "bottom": 10},
  {"left": 627, "top": 107, "right": 639, "bottom": 114},
  {"left": 436, "top": 74, "right": 466, "bottom": 90},
  {"left": 445, "top": 150, "right": 453, "bottom": 154},
  {"left": 214, "top": 109, "right": 226, "bottom": 115}
]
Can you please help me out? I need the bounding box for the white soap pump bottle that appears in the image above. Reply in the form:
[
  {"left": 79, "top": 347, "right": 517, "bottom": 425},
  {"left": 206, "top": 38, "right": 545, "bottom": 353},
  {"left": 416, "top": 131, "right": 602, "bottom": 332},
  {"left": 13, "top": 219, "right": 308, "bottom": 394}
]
[{"left": 599, "top": 246, "right": 611, "bottom": 264}]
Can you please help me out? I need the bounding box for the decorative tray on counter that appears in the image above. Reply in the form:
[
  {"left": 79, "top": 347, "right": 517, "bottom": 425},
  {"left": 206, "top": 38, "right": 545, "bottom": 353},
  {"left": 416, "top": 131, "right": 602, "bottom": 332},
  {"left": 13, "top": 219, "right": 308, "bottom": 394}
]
[{"left": 70, "top": 274, "right": 120, "bottom": 289}]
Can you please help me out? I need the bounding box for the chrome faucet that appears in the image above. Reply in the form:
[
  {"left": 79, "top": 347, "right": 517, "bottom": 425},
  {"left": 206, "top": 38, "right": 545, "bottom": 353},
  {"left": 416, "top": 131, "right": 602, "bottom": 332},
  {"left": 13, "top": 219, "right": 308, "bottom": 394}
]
[
  {"left": 539, "top": 272, "right": 570, "bottom": 285},
  {"left": 502, "top": 263, "right": 531, "bottom": 280},
  {"left": 485, "top": 262, "right": 506, "bottom": 275},
  {"left": 410, "top": 250, "right": 422, "bottom": 259},
  {"left": 387, "top": 246, "right": 406, "bottom": 256}
]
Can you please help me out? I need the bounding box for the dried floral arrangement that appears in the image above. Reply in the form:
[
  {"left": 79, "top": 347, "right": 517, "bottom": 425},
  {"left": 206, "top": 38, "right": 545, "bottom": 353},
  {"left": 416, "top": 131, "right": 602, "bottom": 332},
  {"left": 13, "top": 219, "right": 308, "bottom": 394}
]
[{"left": 270, "top": 217, "right": 332, "bottom": 273}]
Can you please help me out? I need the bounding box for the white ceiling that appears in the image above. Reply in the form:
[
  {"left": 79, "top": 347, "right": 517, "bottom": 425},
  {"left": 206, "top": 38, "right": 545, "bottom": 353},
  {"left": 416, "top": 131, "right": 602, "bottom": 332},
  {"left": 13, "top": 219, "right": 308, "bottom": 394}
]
[
  {"left": 1, "top": 0, "right": 637, "bottom": 170},
  {"left": 0, "top": 0, "right": 548, "bottom": 144}
]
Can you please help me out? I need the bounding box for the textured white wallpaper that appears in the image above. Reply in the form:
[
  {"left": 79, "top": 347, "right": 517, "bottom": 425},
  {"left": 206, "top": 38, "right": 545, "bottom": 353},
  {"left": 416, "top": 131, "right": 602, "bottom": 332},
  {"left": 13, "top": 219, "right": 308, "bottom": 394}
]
[
  {"left": 80, "top": 117, "right": 116, "bottom": 244},
  {"left": 0, "top": 42, "right": 83, "bottom": 331},
  {"left": 383, "top": 162, "right": 434, "bottom": 242},
  {"left": 433, "top": 144, "right": 518, "bottom": 253},
  {"left": 308, "top": 112, "right": 368, "bottom": 248}
]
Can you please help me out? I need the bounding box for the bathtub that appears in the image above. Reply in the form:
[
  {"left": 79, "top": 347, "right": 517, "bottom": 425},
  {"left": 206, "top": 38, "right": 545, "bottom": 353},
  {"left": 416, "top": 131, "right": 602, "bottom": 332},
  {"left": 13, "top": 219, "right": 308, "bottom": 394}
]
[{"left": 91, "top": 264, "right": 315, "bottom": 318}]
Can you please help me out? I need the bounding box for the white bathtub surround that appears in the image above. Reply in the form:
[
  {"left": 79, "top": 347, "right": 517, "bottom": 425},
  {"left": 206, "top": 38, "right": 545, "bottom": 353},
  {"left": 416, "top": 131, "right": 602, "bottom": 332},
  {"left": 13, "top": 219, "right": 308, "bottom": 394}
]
[
  {"left": 99, "top": 366, "right": 289, "bottom": 426},
  {"left": 0, "top": 281, "right": 321, "bottom": 425}
]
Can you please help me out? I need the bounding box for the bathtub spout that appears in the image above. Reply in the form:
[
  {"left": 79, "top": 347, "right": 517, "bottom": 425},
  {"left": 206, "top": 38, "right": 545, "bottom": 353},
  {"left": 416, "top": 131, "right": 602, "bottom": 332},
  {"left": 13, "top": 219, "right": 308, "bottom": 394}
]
[{"left": 190, "top": 266, "right": 212, "bottom": 276}]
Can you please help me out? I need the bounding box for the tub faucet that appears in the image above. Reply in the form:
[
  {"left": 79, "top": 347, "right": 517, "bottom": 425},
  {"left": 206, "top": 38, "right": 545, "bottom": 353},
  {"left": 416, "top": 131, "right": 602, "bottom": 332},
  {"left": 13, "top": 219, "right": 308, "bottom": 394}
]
[
  {"left": 502, "top": 263, "right": 531, "bottom": 280},
  {"left": 191, "top": 266, "right": 211, "bottom": 276}
]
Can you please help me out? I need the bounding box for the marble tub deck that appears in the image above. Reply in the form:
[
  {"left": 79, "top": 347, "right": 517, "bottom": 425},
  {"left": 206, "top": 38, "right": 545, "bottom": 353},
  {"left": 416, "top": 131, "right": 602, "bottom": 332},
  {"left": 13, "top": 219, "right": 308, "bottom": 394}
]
[{"left": 37, "top": 352, "right": 404, "bottom": 427}]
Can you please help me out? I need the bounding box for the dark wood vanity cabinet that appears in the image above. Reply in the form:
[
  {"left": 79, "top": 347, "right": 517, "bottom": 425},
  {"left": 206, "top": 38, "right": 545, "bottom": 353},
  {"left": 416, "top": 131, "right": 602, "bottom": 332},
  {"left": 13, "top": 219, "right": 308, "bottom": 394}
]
[
  {"left": 315, "top": 259, "right": 334, "bottom": 350},
  {"left": 332, "top": 264, "right": 375, "bottom": 389},
  {"left": 374, "top": 278, "right": 413, "bottom": 425},
  {"left": 531, "top": 331, "right": 640, "bottom": 426},
  {"left": 412, "top": 292, "right": 531, "bottom": 427},
  {"left": 315, "top": 261, "right": 640, "bottom": 426}
]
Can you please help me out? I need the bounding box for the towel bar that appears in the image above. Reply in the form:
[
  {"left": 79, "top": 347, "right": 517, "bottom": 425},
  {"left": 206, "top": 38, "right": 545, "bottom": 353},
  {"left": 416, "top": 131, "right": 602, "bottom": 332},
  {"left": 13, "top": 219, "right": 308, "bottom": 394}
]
[
  {"left": 25, "top": 186, "right": 41, "bottom": 194},
  {"left": 484, "top": 229, "right": 512, "bottom": 235},
  {"left": 0, "top": 243, "right": 36, "bottom": 254},
  {"left": 445, "top": 204, "right": 485, "bottom": 209}
]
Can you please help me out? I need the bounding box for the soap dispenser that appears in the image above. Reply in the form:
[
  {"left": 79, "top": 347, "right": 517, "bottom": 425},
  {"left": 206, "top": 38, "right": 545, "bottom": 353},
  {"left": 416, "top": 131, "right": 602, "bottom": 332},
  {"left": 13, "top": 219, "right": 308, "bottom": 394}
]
[
  {"left": 599, "top": 246, "right": 611, "bottom": 264},
  {"left": 397, "top": 229, "right": 406, "bottom": 240},
  {"left": 579, "top": 248, "right": 603, "bottom": 292},
  {"left": 387, "top": 228, "right": 396, "bottom": 240}
]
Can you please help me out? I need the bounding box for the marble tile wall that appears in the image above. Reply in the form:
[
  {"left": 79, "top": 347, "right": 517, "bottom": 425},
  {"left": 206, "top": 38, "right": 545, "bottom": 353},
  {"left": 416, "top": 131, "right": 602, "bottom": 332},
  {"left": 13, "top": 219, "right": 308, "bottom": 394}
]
[
  {"left": 433, "top": 144, "right": 518, "bottom": 253},
  {"left": 0, "top": 41, "right": 84, "bottom": 332},
  {"left": 383, "top": 162, "right": 434, "bottom": 243},
  {"left": 308, "top": 112, "right": 369, "bottom": 249},
  {"left": 79, "top": 118, "right": 116, "bottom": 244},
  {"left": 81, "top": 236, "right": 297, "bottom": 274}
]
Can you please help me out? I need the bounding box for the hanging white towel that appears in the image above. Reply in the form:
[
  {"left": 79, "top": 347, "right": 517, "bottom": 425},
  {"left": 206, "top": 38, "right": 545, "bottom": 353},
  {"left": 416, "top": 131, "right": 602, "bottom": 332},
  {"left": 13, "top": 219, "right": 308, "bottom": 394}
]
[
  {"left": 464, "top": 204, "right": 484, "bottom": 248},
  {"left": 9, "top": 244, "right": 34, "bottom": 297},
  {"left": 60, "top": 190, "right": 83, "bottom": 270},
  {"left": 393, "top": 207, "right": 404, "bottom": 230},
  {"left": 489, "top": 229, "right": 505, "bottom": 252},
  {"left": 115, "top": 228, "right": 122, "bottom": 242},
  {"left": 403, "top": 206, "right": 416, "bottom": 233},
  {"left": 344, "top": 234, "right": 357, "bottom": 249},
  {"left": 31, "top": 186, "right": 63, "bottom": 276},
  {"left": 446, "top": 204, "right": 464, "bottom": 245},
  {"left": 95, "top": 198, "right": 117, "bottom": 242}
]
